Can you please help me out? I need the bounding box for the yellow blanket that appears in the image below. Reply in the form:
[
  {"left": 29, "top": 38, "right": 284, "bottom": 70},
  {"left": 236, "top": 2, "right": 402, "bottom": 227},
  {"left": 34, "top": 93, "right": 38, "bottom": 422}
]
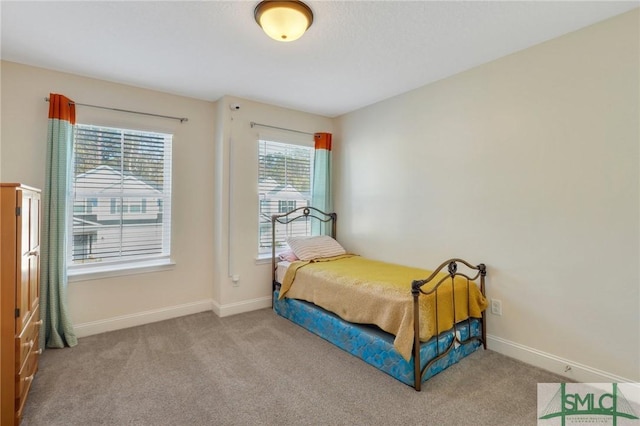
[{"left": 279, "top": 255, "right": 488, "bottom": 361}]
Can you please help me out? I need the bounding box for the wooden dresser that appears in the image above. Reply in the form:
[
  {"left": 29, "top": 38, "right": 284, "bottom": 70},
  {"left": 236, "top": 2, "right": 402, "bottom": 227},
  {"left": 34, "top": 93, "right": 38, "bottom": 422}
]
[{"left": 1, "top": 184, "right": 42, "bottom": 425}]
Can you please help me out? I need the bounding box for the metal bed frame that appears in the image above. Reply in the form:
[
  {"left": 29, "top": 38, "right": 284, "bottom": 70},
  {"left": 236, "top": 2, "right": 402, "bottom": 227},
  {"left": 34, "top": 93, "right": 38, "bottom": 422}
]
[
  {"left": 411, "top": 258, "right": 486, "bottom": 391},
  {"left": 270, "top": 206, "right": 336, "bottom": 292},
  {"left": 270, "top": 206, "right": 487, "bottom": 390}
]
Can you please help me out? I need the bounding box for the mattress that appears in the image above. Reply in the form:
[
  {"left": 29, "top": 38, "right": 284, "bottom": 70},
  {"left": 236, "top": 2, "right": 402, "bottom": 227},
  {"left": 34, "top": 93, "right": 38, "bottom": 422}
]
[{"left": 276, "top": 260, "right": 291, "bottom": 284}]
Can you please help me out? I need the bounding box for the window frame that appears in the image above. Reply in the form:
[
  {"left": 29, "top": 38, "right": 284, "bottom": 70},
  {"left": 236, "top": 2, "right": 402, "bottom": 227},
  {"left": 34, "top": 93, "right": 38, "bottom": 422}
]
[
  {"left": 68, "top": 124, "right": 174, "bottom": 280},
  {"left": 257, "top": 135, "right": 315, "bottom": 258}
]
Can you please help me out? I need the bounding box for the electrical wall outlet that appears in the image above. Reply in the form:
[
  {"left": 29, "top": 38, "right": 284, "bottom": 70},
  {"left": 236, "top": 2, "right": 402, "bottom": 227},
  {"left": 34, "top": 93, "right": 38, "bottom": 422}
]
[{"left": 491, "top": 298, "right": 502, "bottom": 316}]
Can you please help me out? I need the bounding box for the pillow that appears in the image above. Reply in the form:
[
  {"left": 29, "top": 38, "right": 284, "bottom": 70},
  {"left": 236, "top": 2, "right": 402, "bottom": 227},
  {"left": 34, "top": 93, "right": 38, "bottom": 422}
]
[
  {"left": 286, "top": 235, "right": 346, "bottom": 261},
  {"left": 278, "top": 250, "right": 299, "bottom": 262}
]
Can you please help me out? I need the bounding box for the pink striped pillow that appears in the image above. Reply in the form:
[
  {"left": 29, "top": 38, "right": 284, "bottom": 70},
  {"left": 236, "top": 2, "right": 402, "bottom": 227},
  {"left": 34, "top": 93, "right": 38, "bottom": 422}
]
[
  {"left": 286, "top": 236, "right": 346, "bottom": 261},
  {"left": 278, "top": 250, "right": 299, "bottom": 262}
]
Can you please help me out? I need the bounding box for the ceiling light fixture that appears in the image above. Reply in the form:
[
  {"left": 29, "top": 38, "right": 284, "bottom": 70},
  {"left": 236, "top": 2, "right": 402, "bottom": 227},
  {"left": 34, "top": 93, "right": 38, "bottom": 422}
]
[{"left": 254, "top": 1, "right": 314, "bottom": 42}]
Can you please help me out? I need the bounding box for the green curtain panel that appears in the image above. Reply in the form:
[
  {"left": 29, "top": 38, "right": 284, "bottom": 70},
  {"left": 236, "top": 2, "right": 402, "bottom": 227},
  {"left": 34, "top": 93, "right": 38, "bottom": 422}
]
[
  {"left": 311, "top": 133, "right": 333, "bottom": 235},
  {"left": 40, "top": 93, "right": 78, "bottom": 349}
]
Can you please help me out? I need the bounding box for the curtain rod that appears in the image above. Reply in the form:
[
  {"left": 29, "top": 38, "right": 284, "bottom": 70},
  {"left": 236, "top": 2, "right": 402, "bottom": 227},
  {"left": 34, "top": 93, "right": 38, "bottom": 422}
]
[
  {"left": 44, "top": 97, "right": 188, "bottom": 123},
  {"left": 250, "top": 121, "right": 314, "bottom": 136}
]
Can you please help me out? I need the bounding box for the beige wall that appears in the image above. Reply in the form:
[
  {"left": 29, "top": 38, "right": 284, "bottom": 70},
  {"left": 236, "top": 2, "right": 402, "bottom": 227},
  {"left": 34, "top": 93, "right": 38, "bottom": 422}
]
[
  {"left": 212, "top": 95, "right": 333, "bottom": 315},
  {"left": 335, "top": 10, "right": 639, "bottom": 381},
  {"left": 0, "top": 61, "right": 217, "bottom": 332},
  {"left": 0, "top": 61, "right": 333, "bottom": 333}
]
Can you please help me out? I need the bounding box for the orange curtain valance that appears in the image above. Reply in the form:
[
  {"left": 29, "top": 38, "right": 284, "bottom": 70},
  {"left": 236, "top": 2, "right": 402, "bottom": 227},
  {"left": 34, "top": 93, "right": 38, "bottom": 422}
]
[
  {"left": 314, "top": 132, "right": 332, "bottom": 151},
  {"left": 48, "top": 93, "right": 76, "bottom": 125}
]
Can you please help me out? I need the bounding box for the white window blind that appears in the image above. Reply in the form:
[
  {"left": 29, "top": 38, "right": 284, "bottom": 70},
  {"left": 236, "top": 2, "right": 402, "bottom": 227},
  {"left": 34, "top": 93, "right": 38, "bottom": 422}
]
[
  {"left": 258, "top": 139, "right": 314, "bottom": 254},
  {"left": 70, "top": 124, "right": 172, "bottom": 269}
]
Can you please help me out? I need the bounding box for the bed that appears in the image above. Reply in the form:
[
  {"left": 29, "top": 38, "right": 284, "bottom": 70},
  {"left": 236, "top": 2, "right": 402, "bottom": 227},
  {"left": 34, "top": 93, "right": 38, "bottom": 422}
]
[{"left": 271, "top": 207, "right": 488, "bottom": 391}]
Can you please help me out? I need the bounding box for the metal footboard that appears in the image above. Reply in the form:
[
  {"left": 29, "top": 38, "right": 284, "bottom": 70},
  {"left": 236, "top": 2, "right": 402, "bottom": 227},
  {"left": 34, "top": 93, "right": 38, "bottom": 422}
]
[{"left": 411, "top": 258, "right": 487, "bottom": 391}]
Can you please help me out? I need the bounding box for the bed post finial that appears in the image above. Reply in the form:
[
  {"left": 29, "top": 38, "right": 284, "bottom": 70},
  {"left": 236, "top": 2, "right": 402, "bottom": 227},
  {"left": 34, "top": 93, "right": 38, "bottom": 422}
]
[
  {"left": 477, "top": 263, "right": 486, "bottom": 276},
  {"left": 411, "top": 279, "right": 423, "bottom": 296},
  {"left": 447, "top": 261, "right": 457, "bottom": 276}
]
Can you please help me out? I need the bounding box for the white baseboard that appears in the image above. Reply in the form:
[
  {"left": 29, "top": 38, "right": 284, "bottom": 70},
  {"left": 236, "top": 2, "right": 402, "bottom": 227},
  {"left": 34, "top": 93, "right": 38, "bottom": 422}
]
[
  {"left": 74, "top": 299, "right": 214, "bottom": 338},
  {"left": 212, "top": 296, "right": 272, "bottom": 317},
  {"left": 487, "top": 334, "right": 635, "bottom": 383}
]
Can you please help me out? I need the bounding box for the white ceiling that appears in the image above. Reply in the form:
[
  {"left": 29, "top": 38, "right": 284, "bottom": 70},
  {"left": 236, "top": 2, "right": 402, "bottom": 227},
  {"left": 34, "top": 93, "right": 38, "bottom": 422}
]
[{"left": 1, "top": 1, "right": 638, "bottom": 117}]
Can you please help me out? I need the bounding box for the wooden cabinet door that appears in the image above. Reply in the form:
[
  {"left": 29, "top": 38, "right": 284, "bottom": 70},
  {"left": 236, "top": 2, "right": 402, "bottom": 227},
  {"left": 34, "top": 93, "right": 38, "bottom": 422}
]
[
  {"left": 28, "top": 193, "right": 40, "bottom": 315},
  {"left": 16, "top": 189, "right": 39, "bottom": 334}
]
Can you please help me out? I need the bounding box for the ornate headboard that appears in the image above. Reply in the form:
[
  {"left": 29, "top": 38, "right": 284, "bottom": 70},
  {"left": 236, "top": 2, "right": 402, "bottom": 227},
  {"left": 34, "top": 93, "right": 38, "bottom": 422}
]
[{"left": 270, "top": 207, "right": 337, "bottom": 290}]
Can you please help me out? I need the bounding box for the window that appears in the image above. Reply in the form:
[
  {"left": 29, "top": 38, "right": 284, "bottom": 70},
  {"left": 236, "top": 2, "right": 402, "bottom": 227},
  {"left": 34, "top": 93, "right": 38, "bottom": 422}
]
[
  {"left": 70, "top": 124, "right": 172, "bottom": 272},
  {"left": 258, "top": 139, "right": 314, "bottom": 255},
  {"left": 278, "top": 200, "right": 296, "bottom": 213}
]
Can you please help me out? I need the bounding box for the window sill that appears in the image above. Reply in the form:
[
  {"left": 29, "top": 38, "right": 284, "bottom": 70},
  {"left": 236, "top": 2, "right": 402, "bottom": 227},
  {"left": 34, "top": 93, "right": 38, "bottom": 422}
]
[
  {"left": 68, "top": 258, "right": 176, "bottom": 282},
  {"left": 255, "top": 254, "right": 273, "bottom": 265}
]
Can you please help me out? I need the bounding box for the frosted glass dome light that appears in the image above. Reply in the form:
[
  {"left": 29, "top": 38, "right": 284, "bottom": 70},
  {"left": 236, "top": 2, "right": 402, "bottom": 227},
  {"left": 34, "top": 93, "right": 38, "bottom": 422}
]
[{"left": 254, "top": 1, "right": 314, "bottom": 42}]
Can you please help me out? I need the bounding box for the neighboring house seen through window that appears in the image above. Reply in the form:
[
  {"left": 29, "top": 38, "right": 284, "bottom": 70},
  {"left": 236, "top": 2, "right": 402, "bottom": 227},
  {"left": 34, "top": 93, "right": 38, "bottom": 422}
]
[
  {"left": 278, "top": 200, "right": 296, "bottom": 213},
  {"left": 258, "top": 139, "right": 314, "bottom": 255},
  {"left": 70, "top": 124, "right": 172, "bottom": 271}
]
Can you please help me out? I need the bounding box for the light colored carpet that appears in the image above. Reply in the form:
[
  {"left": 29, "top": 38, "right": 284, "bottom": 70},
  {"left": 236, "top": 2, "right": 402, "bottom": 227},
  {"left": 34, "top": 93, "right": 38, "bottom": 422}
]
[{"left": 22, "top": 309, "right": 565, "bottom": 425}]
